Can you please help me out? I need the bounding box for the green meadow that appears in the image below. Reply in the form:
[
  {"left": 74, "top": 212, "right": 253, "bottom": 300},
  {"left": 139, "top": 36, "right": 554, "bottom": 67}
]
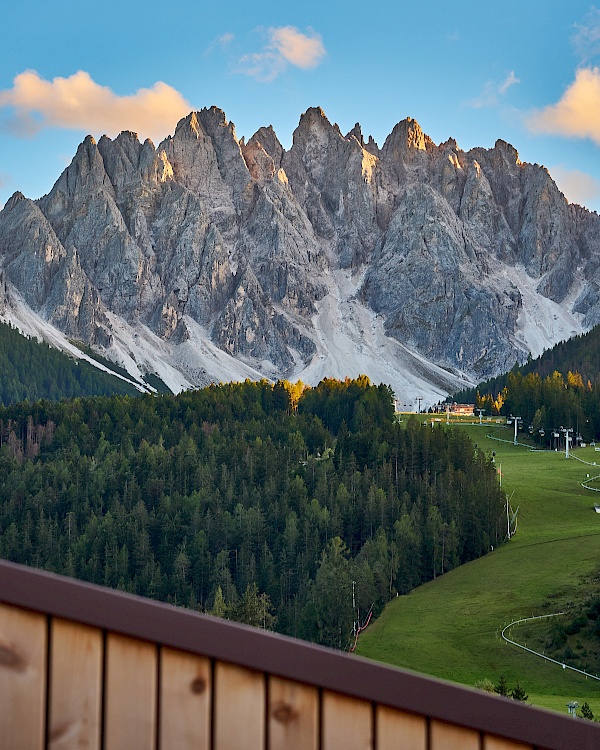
[{"left": 357, "top": 419, "right": 600, "bottom": 714}]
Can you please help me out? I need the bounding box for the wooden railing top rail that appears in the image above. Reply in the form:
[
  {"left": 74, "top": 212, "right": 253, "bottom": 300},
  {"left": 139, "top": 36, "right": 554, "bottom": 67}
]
[{"left": 0, "top": 559, "right": 598, "bottom": 750}]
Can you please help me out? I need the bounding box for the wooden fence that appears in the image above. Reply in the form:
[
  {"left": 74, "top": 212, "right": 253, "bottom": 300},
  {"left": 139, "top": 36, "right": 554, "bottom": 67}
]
[{"left": 0, "top": 559, "right": 598, "bottom": 749}]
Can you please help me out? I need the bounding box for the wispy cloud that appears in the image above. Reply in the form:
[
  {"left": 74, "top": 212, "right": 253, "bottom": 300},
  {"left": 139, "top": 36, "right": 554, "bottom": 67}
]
[
  {"left": 205, "top": 32, "right": 235, "bottom": 56},
  {"left": 237, "top": 51, "right": 286, "bottom": 82},
  {"left": 468, "top": 71, "right": 520, "bottom": 108},
  {"left": 572, "top": 6, "right": 600, "bottom": 63},
  {"left": 550, "top": 164, "right": 600, "bottom": 208},
  {"left": 498, "top": 71, "right": 520, "bottom": 95},
  {"left": 218, "top": 32, "right": 235, "bottom": 47},
  {"left": 527, "top": 67, "right": 600, "bottom": 145},
  {"left": 0, "top": 70, "right": 192, "bottom": 142},
  {"left": 238, "top": 26, "right": 326, "bottom": 82}
]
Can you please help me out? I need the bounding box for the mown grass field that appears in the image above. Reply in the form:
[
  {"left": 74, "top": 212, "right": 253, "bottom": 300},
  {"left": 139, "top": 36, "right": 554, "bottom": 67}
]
[{"left": 356, "top": 419, "right": 600, "bottom": 714}]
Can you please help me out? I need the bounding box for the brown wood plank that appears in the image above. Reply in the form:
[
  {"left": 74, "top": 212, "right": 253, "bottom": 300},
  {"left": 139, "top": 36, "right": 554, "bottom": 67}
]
[
  {"left": 484, "top": 737, "right": 532, "bottom": 750},
  {"left": 104, "top": 632, "right": 157, "bottom": 750},
  {"left": 322, "top": 691, "right": 373, "bottom": 750},
  {"left": 159, "top": 647, "right": 211, "bottom": 750},
  {"left": 49, "top": 618, "right": 102, "bottom": 750},
  {"left": 376, "top": 705, "right": 426, "bottom": 750},
  {"left": 430, "top": 720, "right": 480, "bottom": 750},
  {"left": 0, "top": 603, "right": 46, "bottom": 750},
  {"left": 214, "top": 661, "right": 265, "bottom": 749},
  {"left": 269, "top": 675, "right": 319, "bottom": 750},
  {"left": 2, "top": 561, "right": 600, "bottom": 750}
]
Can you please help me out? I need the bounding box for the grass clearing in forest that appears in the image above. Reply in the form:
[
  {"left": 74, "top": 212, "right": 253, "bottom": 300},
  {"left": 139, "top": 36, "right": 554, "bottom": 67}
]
[{"left": 357, "top": 421, "right": 600, "bottom": 715}]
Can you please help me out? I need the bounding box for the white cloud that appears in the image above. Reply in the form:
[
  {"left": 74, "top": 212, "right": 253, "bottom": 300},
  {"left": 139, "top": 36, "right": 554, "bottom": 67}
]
[
  {"left": 269, "top": 26, "right": 326, "bottom": 69},
  {"left": 498, "top": 71, "right": 520, "bottom": 95},
  {"left": 238, "top": 26, "right": 326, "bottom": 82},
  {"left": 573, "top": 7, "right": 600, "bottom": 63},
  {"left": 237, "top": 52, "right": 286, "bottom": 83},
  {"left": 527, "top": 67, "right": 600, "bottom": 145},
  {"left": 0, "top": 70, "right": 192, "bottom": 143},
  {"left": 550, "top": 164, "right": 600, "bottom": 209},
  {"left": 469, "top": 70, "right": 520, "bottom": 108},
  {"left": 204, "top": 32, "right": 235, "bottom": 57}
]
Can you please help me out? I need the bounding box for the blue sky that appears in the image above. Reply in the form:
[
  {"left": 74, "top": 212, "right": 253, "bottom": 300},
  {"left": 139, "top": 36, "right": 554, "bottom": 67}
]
[{"left": 2, "top": 1, "right": 600, "bottom": 212}]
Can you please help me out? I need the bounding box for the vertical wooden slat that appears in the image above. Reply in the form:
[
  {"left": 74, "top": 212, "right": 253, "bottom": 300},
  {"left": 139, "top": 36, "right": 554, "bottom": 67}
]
[
  {"left": 322, "top": 691, "right": 373, "bottom": 750},
  {"left": 214, "top": 661, "right": 265, "bottom": 749},
  {"left": 0, "top": 604, "right": 48, "bottom": 750},
  {"left": 159, "top": 647, "right": 211, "bottom": 750},
  {"left": 376, "top": 705, "right": 426, "bottom": 750},
  {"left": 0, "top": 603, "right": 46, "bottom": 750},
  {"left": 104, "top": 632, "right": 157, "bottom": 750},
  {"left": 484, "top": 736, "right": 532, "bottom": 750},
  {"left": 269, "top": 675, "right": 319, "bottom": 750},
  {"left": 430, "top": 719, "right": 480, "bottom": 750},
  {"left": 49, "top": 618, "right": 102, "bottom": 750}
]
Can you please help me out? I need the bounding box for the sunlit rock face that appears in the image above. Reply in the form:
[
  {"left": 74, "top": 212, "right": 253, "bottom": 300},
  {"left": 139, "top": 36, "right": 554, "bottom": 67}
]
[{"left": 0, "top": 105, "right": 598, "bottom": 396}]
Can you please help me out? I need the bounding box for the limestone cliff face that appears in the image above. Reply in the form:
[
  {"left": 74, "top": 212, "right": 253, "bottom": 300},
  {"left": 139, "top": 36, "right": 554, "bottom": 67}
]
[
  {"left": 282, "top": 107, "right": 379, "bottom": 268},
  {"left": 0, "top": 192, "right": 67, "bottom": 311},
  {"left": 0, "top": 105, "right": 599, "bottom": 397}
]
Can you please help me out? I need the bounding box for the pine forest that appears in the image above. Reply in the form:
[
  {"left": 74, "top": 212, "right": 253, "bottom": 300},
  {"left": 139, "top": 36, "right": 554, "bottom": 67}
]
[{"left": 0, "top": 377, "right": 504, "bottom": 648}]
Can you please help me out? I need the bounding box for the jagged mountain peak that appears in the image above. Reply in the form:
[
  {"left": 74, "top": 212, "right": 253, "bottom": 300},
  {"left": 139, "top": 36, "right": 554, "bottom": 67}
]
[
  {"left": 298, "top": 105, "right": 330, "bottom": 126},
  {"left": 247, "top": 125, "right": 284, "bottom": 168},
  {"left": 172, "top": 111, "right": 203, "bottom": 139},
  {"left": 114, "top": 130, "right": 142, "bottom": 144},
  {"left": 493, "top": 138, "right": 521, "bottom": 166},
  {"left": 290, "top": 107, "right": 375, "bottom": 164},
  {"left": 40, "top": 134, "right": 111, "bottom": 210},
  {"left": 382, "top": 116, "right": 434, "bottom": 156},
  {"left": 3, "top": 191, "right": 27, "bottom": 211},
  {"left": 171, "top": 107, "right": 237, "bottom": 143},
  {"left": 345, "top": 123, "right": 364, "bottom": 146},
  {"left": 0, "top": 105, "right": 598, "bottom": 406}
]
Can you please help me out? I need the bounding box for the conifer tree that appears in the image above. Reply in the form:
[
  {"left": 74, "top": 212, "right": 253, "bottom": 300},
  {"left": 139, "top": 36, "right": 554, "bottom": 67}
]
[{"left": 494, "top": 675, "right": 509, "bottom": 697}]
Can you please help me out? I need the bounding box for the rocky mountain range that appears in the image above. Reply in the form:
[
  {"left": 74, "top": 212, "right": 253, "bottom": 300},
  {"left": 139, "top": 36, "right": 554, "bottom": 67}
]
[{"left": 0, "top": 106, "right": 599, "bottom": 406}]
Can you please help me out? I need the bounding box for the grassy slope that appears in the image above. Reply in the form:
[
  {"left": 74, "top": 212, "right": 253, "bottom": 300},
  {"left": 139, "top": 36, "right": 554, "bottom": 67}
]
[{"left": 357, "top": 420, "right": 600, "bottom": 714}]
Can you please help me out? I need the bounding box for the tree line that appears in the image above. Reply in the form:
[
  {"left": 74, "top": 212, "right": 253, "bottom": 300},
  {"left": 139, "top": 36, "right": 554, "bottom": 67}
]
[
  {"left": 0, "top": 321, "right": 139, "bottom": 404},
  {"left": 460, "top": 369, "right": 600, "bottom": 445},
  {"left": 452, "top": 323, "right": 600, "bottom": 442},
  {"left": 0, "top": 377, "right": 505, "bottom": 648}
]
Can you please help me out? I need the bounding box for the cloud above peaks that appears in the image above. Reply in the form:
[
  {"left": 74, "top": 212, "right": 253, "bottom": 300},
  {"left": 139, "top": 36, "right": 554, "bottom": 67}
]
[
  {"left": 498, "top": 71, "right": 520, "bottom": 95},
  {"left": 238, "top": 26, "right": 326, "bottom": 82},
  {"left": 270, "top": 27, "right": 326, "bottom": 69},
  {"left": 468, "top": 71, "right": 520, "bottom": 108},
  {"left": 572, "top": 7, "right": 600, "bottom": 64},
  {"left": 550, "top": 164, "right": 600, "bottom": 209},
  {"left": 0, "top": 71, "right": 192, "bottom": 142},
  {"left": 527, "top": 67, "right": 600, "bottom": 145}
]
